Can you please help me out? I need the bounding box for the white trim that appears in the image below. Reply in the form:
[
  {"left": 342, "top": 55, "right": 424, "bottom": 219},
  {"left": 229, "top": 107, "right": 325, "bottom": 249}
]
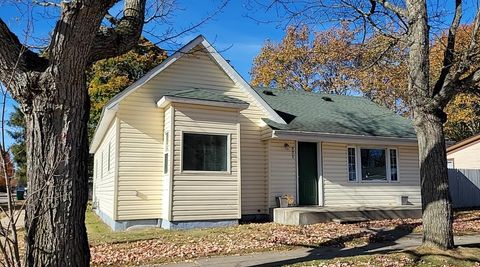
[
  {"left": 295, "top": 140, "right": 299, "bottom": 205},
  {"left": 236, "top": 122, "right": 242, "bottom": 218},
  {"left": 168, "top": 106, "right": 175, "bottom": 221},
  {"left": 347, "top": 145, "right": 400, "bottom": 183},
  {"left": 272, "top": 130, "right": 417, "bottom": 145},
  {"left": 199, "top": 39, "right": 285, "bottom": 124},
  {"left": 90, "top": 35, "right": 285, "bottom": 153},
  {"left": 389, "top": 148, "right": 400, "bottom": 182},
  {"left": 156, "top": 95, "right": 249, "bottom": 110},
  {"left": 180, "top": 131, "right": 231, "bottom": 174},
  {"left": 317, "top": 142, "right": 324, "bottom": 206},
  {"left": 89, "top": 104, "right": 118, "bottom": 153},
  {"left": 346, "top": 146, "right": 358, "bottom": 183},
  {"left": 113, "top": 118, "right": 120, "bottom": 220}
]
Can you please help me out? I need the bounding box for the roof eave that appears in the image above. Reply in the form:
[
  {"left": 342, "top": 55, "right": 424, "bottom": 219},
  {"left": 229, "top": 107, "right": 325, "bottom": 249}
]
[
  {"left": 271, "top": 130, "right": 418, "bottom": 145},
  {"left": 447, "top": 134, "right": 480, "bottom": 153},
  {"left": 156, "top": 96, "right": 249, "bottom": 110},
  {"left": 89, "top": 104, "right": 118, "bottom": 154}
]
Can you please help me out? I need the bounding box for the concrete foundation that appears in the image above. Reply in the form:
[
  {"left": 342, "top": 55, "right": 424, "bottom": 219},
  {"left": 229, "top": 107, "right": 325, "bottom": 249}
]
[
  {"left": 161, "top": 219, "right": 238, "bottom": 230},
  {"left": 273, "top": 206, "right": 422, "bottom": 225},
  {"left": 94, "top": 208, "right": 238, "bottom": 230},
  {"left": 95, "top": 208, "right": 160, "bottom": 231}
]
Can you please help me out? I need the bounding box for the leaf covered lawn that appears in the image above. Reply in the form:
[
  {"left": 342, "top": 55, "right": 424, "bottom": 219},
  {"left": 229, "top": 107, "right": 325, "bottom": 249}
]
[{"left": 88, "top": 210, "right": 480, "bottom": 266}]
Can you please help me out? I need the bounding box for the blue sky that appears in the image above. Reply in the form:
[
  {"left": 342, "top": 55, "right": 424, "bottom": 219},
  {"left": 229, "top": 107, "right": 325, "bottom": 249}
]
[
  {"left": 0, "top": 0, "right": 475, "bottom": 148},
  {"left": 0, "top": 0, "right": 292, "bottom": 148}
]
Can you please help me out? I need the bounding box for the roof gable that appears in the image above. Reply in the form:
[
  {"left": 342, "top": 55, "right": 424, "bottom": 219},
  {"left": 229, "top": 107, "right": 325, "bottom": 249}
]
[{"left": 90, "top": 36, "right": 285, "bottom": 153}]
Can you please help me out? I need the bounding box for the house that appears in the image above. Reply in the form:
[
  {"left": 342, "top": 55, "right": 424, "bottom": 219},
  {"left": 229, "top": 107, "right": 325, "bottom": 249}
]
[
  {"left": 447, "top": 134, "right": 480, "bottom": 169},
  {"left": 90, "top": 35, "right": 421, "bottom": 231}
]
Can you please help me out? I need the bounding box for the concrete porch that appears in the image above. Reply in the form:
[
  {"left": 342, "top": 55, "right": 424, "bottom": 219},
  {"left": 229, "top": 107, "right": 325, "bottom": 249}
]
[{"left": 273, "top": 206, "right": 422, "bottom": 225}]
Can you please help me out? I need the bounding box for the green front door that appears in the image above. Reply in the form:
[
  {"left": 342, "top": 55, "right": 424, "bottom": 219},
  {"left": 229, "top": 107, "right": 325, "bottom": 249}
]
[{"left": 298, "top": 142, "right": 318, "bottom": 205}]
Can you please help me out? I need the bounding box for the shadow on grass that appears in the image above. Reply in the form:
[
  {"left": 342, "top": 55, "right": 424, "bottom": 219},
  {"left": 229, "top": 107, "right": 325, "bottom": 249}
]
[{"left": 251, "top": 221, "right": 480, "bottom": 267}]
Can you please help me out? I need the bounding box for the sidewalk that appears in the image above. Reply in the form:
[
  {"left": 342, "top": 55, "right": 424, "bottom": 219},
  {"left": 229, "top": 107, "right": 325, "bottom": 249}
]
[{"left": 154, "top": 234, "right": 480, "bottom": 267}]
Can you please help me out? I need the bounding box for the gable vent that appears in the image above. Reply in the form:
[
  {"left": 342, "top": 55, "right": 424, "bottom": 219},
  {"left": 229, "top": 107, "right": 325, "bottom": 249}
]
[
  {"left": 321, "top": 96, "right": 333, "bottom": 102},
  {"left": 263, "top": 90, "right": 276, "bottom": 96}
]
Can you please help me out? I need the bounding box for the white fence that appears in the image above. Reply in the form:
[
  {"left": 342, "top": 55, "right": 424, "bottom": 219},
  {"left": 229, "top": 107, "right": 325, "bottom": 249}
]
[{"left": 448, "top": 169, "right": 480, "bottom": 208}]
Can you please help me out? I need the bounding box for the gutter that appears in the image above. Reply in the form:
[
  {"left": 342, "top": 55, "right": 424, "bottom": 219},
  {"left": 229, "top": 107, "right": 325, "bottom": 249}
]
[{"left": 272, "top": 130, "right": 418, "bottom": 145}]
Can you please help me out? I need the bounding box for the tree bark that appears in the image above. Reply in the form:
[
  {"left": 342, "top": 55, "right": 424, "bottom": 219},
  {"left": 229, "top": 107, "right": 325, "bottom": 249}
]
[
  {"left": 414, "top": 111, "right": 454, "bottom": 249},
  {"left": 23, "top": 70, "right": 90, "bottom": 266},
  {"left": 407, "top": 0, "right": 454, "bottom": 250}
]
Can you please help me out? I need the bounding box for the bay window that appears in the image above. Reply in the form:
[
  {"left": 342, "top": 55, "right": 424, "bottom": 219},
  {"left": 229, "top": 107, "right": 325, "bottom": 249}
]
[{"left": 347, "top": 147, "right": 399, "bottom": 182}]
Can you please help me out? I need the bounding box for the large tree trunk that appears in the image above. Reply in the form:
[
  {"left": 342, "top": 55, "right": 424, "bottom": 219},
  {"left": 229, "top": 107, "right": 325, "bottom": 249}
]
[
  {"left": 406, "top": 0, "right": 454, "bottom": 250},
  {"left": 23, "top": 70, "right": 90, "bottom": 266},
  {"left": 414, "top": 111, "right": 454, "bottom": 249}
]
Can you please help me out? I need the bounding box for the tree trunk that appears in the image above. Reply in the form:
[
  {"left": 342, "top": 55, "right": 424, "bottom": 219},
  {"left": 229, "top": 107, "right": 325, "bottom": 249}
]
[
  {"left": 406, "top": 0, "right": 454, "bottom": 250},
  {"left": 23, "top": 70, "right": 90, "bottom": 266},
  {"left": 414, "top": 111, "right": 454, "bottom": 249}
]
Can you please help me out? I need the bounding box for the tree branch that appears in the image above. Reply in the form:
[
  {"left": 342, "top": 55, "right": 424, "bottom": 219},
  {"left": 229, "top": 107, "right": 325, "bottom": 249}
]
[
  {"left": 87, "top": 0, "right": 147, "bottom": 63},
  {"left": 433, "top": 7, "right": 480, "bottom": 107},
  {"left": 0, "top": 19, "right": 48, "bottom": 82},
  {"left": 432, "top": 0, "right": 462, "bottom": 97},
  {"left": 372, "top": 0, "right": 407, "bottom": 17}
]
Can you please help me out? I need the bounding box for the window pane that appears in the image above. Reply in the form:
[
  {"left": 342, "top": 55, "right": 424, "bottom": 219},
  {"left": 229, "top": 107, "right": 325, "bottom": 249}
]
[
  {"left": 390, "top": 149, "right": 398, "bottom": 181},
  {"left": 183, "top": 133, "right": 228, "bottom": 171},
  {"left": 360, "top": 149, "right": 386, "bottom": 181},
  {"left": 347, "top": 148, "right": 357, "bottom": 181}
]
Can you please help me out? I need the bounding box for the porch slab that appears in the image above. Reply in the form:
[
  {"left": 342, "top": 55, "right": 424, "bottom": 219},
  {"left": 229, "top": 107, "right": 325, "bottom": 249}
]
[{"left": 273, "top": 206, "right": 422, "bottom": 225}]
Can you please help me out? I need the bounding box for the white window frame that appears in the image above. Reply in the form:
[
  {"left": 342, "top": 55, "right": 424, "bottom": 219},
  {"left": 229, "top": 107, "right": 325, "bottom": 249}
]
[
  {"left": 347, "top": 146, "right": 399, "bottom": 183},
  {"left": 107, "top": 142, "right": 111, "bottom": 172},
  {"left": 163, "top": 131, "right": 170, "bottom": 174},
  {"left": 180, "top": 131, "right": 231, "bottom": 174}
]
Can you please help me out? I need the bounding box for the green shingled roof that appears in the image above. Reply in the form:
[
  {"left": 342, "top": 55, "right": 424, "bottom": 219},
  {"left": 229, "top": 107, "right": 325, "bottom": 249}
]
[
  {"left": 257, "top": 88, "right": 416, "bottom": 139},
  {"left": 164, "top": 89, "right": 248, "bottom": 105}
]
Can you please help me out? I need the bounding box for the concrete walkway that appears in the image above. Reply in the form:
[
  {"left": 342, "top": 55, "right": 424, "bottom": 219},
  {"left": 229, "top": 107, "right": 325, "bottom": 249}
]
[{"left": 153, "top": 234, "right": 480, "bottom": 267}]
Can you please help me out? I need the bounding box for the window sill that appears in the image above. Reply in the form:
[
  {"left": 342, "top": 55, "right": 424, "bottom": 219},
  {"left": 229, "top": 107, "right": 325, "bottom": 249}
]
[{"left": 180, "top": 170, "right": 232, "bottom": 175}]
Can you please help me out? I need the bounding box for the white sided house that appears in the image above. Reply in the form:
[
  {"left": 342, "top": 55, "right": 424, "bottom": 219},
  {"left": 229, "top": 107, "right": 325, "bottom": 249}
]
[{"left": 90, "top": 35, "right": 421, "bottom": 230}]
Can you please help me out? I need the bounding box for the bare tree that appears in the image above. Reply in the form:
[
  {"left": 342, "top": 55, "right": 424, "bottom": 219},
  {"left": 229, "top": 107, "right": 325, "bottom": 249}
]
[
  {"left": 249, "top": 0, "right": 480, "bottom": 249},
  {"left": 0, "top": 0, "right": 227, "bottom": 265}
]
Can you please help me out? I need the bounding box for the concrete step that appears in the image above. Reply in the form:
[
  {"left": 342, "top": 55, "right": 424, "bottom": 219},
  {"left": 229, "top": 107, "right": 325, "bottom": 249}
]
[{"left": 273, "top": 206, "right": 422, "bottom": 225}]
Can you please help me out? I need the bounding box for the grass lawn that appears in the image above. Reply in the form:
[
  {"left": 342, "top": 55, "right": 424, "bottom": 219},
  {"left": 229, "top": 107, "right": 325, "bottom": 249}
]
[
  {"left": 86, "top": 209, "right": 480, "bottom": 266},
  {"left": 288, "top": 247, "right": 480, "bottom": 267}
]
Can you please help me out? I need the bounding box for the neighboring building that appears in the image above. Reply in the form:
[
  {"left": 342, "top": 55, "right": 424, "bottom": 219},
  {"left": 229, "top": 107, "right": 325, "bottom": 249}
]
[
  {"left": 447, "top": 134, "right": 480, "bottom": 169},
  {"left": 90, "top": 35, "right": 421, "bottom": 231}
]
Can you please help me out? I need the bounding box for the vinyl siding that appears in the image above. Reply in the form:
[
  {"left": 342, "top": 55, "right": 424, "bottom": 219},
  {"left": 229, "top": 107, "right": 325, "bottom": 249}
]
[
  {"left": 268, "top": 140, "right": 297, "bottom": 207},
  {"left": 447, "top": 140, "right": 480, "bottom": 169},
  {"left": 93, "top": 119, "right": 117, "bottom": 219},
  {"left": 171, "top": 104, "right": 240, "bottom": 221},
  {"left": 322, "top": 142, "right": 421, "bottom": 206},
  {"left": 116, "top": 92, "right": 164, "bottom": 220},
  {"left": 115, "top": 47, "right": 270, "bottom": 220}
]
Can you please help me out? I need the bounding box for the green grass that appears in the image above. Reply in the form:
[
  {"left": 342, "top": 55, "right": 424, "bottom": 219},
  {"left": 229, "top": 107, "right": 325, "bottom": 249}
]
[{"left": 86, "top": 207, "right": 168, "bottom": 246}]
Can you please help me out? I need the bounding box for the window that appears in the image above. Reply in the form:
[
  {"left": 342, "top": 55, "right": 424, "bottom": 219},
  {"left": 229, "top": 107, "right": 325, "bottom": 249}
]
[
  {"left": 107, "top": 142, "right": 111, "bottom": 171},
  {"left": 447, "top": 159, "right": 455, "bottom": 169},
  {"left": 348, "top": 147, "right": 357, "bottom": 181},
  {"left": 183, "top": 133, "right": 228, "bottom": 172},
  {"left": 100, "top": 152, "right": 104, "bottom": 179},
  {"left": 347, "top": 147, "right": 399, "bottom": 182},
  {"left": 95, "top": 160, "right": 98, "bottom": 179},
  {"left": 390, "top": 149, "right": 398, "bottom": 181},
  {"left": 361, "top": 148, "right": 387, "bottom": 181},
  {"left": 164, "top": 132, "right": 169, "bottom": 174}
]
